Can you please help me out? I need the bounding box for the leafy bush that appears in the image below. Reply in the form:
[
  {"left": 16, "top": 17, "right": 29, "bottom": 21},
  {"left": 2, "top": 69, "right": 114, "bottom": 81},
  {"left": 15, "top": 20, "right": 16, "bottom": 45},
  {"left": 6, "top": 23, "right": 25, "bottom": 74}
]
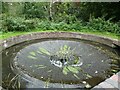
[
  {"left": 37, "top": 21, "right": 51, "bottom": 30},
  {"left": 0, "top": 14, "right": 7, "bottom": 32},
  {"left": 1, "top": 14, "right": 119, "bottom": 35},
  {"left": 23, "top": 19, "right": 39, "bottom": 29},
  {"left": 56, "top": 22, "right": 70, "bottom": 30},
  {"left": 0, "top": 16, "right": 39, "bottom": 32},
  {"left": 5, "top": 17, "right": 27, "bottom": 31},
  {"left": 37, "top": 20, "right": 84, "bottom": 31},
  {"left": 69, "top": 21, "right": 84, "bottom": 31},
  {"left": 87, "top": 17, "right": 120, "bottom": 34}
]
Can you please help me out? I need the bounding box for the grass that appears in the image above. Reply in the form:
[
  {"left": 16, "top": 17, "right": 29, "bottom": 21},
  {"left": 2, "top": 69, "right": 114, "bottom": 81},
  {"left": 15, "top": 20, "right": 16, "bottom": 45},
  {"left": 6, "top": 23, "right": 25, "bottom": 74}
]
[{"left": 0, "top": 29, "right": 119, "bottom": 40}]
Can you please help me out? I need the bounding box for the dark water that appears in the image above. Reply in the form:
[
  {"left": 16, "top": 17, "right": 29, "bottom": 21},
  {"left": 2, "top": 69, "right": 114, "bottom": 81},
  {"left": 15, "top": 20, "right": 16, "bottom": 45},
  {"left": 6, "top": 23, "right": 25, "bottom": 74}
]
[{"left": 1, "top": 38, "right": 120, "bottom": 89}]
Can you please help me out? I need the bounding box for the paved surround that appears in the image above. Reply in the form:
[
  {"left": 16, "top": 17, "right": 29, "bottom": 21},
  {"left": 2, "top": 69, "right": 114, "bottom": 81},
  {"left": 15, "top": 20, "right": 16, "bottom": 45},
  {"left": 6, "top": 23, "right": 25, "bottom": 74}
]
[
  {"left": 92, "top": 72, "right": 120, "bottom": 89},
  {"left": 0, "top": 86, "right": 2, "bottom": 90},
  {"left": 0, "top": 32, "right": 120, "bottom": 89}
]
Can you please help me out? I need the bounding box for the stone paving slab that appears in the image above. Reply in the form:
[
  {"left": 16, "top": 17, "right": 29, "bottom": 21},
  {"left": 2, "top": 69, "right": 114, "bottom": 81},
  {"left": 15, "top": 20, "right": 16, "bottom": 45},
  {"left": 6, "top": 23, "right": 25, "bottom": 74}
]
[
  {"left": 0, "top": 86, "right": 2, "bottom": 90},
  {"left": 99, "top": 82, "right": 115, "bottom": 88},
  {"left": 117, "top": 72, "right": 120, "bottom": 76},
  {"left": 105, "top": 79, "right": 120, "bottom": 89},
  {"left": 92, "top": 72, "right": 120, "bottom": 90},
  {"left": 110, "top": 74, "right": 120, "bottom": 83}
]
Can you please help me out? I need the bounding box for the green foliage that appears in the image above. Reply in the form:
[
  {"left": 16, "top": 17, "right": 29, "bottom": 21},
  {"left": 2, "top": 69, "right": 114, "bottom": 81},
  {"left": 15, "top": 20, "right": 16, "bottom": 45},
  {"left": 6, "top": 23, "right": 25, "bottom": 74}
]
[
  {"left": 5, "top": 17, "right": 27, "bottom": 32},
  {"left": 38, "top": 47, "right": 51, "bottom": 55},
  {"left": 23, "top": 2, "right": 49, "bottom": 19},
  {"left": 1, "top": 16, "right": 119, "bottom": 34},
  {"left": 73, "top": 74, "right": 80, "bottom": 79},
  {"left": 87, "top": 17, "right": 120, "bottom": 34},
  {"left": 56, "top": 45, "right": 74, "bottom": 60},
  {"left": 1, "top": 2, "right": 120, "bottom": 34},
  {"left": 23, "top": 19, "right": 39, "bottom": 29},
  {"left": 67, "top": 66, "right": 79, "bottom": 74},
  {"left": 29, "top": 52, "right": 36, "bottom": 56},
  {"left": 27, "top": 55, "right": 37, "bottom": 59},
  {"left": 63, "top": 66, "right": 69, "bottom": 75},
  {"left": 62, "top": 66, "right": 79, "bottom": 75},
  {"left": 1, "top": 16, "right": 39, "bottom": 32},
  {"left": 37, "top": 21, "right": 51, "bottom": 30},
  {"left": 36, "top": 19, "right": 120, "bottom": 34},
  {"left": 37, "top": 20, "right": 84, "bottom": 31}
]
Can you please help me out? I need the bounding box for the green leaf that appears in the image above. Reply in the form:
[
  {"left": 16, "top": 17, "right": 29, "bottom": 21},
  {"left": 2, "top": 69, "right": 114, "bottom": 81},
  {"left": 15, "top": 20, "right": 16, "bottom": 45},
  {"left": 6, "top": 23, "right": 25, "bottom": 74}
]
[
  {"left": 29, "top": 52, "right": 36, "bottom": 56},
  {"left": 37, "top": 66, "right": 46, "bottom": 69},
  {"left": 47, "top": 70, "right": 52, "bottom": 72},
  {"left": 37, "top": 51, "right": 42, "bottom": 54},
  {"left": 35, "top": 65, "right": 46, "bottom": 69},
  {"left": 28, "top": 55, "right": 37, "bottom": 59},
  {"left": 73, "top": 74, "right": 80, "bottom": 79},
  {"left": 87, "top": 64, "right": 92, "bottom": 67},
  {"left": 39, "top": 48, "right": 50, "bottom": 55},
  {"left": 74, "top": 56, "right": 79, "bottom": 64},
  {"left": 67, "top": 66, "right": 79, "bottom": 74},
  {"left": 63, "top": 66, "right": 69, "bottom": 75},
  {"left": 63, "top": 45, "right": 68, "bottom": 50},
  {"left": 86, "top": 74, "right": 92, "bottom": 78},
  {"left": 34, "top": 65, "right": 44, "bottom": 67},
  {"left": 68, "top": 47, "right": 70, "bottom": 50},
  {"left": 111, "top": 69, "right": 118, "bottom": 73},
  {"left": 74, "top": 67, "right": 82, "bottom": 71}
]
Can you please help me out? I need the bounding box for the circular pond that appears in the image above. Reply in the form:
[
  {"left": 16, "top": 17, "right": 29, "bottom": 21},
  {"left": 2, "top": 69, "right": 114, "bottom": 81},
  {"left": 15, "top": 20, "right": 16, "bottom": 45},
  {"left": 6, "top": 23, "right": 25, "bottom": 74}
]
[{"left": 1, "top": 32, "right": 120, "bottom": 89}]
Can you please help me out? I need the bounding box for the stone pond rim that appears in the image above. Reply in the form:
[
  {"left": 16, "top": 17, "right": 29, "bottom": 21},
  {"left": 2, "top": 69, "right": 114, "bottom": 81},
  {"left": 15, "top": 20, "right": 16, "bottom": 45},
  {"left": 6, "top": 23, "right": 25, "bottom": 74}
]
[{"left": 0, "top": 32, "right": 120, "bottom": 50}]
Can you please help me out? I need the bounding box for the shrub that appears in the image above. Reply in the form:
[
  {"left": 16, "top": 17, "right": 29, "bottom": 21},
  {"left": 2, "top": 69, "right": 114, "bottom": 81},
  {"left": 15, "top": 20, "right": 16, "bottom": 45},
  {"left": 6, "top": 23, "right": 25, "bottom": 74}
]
[
  {"left": 1, "top": 16, "right": 39, "bottom": 32},
  {"left": 1, "top": 17, "right": 27, "bottom": 32},
  {"left": 57, "top": 22, "right": 70, "bottom": 30},
  {"left": 69, "top": 21, "right": 83, "bottom": 31},
  {"left": 87, "top": 17, "right": 120, "bottom": 34},
  {"left": 37, "top": 21, "right": 51, "bottom": 30},
  {"left": 37, "top": 20, "right": 84, "bottom": 31},
  {"left": 23, "top": 19, "right": 39, "bottom": 29},
  {"left": 1, "top": 15, "right": 119, "bottom": 35}
]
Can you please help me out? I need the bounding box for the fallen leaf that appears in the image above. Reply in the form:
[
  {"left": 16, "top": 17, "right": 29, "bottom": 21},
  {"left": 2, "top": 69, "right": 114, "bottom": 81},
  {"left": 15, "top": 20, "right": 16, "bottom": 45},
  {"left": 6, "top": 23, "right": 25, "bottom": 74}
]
[
  {"left": 28, "top": 55, "right": 37, "bottom": 59},
  {"left": 29, "top": 52, "right": 36, "bottom": 56},
  {"left": 67, "top": 66, "right": 79, "bottom": 74}
]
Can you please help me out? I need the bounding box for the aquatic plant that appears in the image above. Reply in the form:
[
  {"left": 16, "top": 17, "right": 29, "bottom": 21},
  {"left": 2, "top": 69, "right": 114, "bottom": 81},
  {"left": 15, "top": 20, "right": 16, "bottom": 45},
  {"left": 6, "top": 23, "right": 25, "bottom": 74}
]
[
  {"left": 2, "top": 74, "right": 21, "bottom": 90},
  {"left": 27, "top": 45, "right": 93, "bottom": 81}
]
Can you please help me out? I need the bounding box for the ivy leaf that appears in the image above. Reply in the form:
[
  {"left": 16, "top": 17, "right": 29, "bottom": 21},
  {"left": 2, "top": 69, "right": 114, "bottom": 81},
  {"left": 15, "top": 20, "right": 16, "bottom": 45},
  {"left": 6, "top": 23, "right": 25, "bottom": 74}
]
[
  {"left": 29, "top": 52, "right": 36, "bottom": 56},
  {"left": 67, "top": 66, "right": 79, "bottom": 74},
  {"left": 28, "top": 55, "right": 37, "bottom": 59},
  {"left": 39, "top": 48, "right": 50, "bottom": 55}
]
